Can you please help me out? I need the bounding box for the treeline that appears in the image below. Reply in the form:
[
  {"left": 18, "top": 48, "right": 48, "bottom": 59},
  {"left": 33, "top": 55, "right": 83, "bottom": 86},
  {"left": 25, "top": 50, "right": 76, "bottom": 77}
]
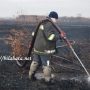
[{"left": 0, "top": 15, "right": 90, "bottom": 26}]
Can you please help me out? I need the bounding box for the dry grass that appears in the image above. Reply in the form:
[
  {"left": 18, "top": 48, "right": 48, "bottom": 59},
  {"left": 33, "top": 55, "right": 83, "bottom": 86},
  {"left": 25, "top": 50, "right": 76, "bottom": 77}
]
[{"left": 9, "top": 29, "right": 31, "bottom": 57}]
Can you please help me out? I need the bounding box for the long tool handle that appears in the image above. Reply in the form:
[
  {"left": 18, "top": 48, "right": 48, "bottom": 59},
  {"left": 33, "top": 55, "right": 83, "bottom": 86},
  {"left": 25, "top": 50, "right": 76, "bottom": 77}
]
[{"left": 65, "top": 38, "right": 90, "bottom": 76}]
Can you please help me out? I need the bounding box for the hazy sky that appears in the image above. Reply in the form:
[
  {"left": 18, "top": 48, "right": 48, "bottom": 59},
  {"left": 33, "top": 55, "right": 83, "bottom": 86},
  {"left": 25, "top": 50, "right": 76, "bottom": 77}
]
[{"left": 0, "top": 0, "right": 90, "bottom": 18}]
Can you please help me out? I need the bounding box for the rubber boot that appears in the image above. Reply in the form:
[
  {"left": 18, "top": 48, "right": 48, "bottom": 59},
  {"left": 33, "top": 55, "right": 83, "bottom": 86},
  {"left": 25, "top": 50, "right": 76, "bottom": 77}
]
[
  {"left": 29, "top": 61, "right": 38, "bottom": 81},
  {"left": 43, "top": 66, "right": 52, "bottom": 82}
]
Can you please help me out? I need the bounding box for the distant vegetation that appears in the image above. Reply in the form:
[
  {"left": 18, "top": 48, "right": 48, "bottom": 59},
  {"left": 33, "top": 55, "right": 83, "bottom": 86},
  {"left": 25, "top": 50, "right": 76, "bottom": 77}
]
[{"left": 0, "top": 15, "right": 90, "bottom": 25}]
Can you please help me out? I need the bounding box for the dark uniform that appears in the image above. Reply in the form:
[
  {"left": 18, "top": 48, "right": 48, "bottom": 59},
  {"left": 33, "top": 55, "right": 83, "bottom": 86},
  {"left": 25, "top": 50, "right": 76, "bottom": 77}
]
[
  {"left": 29, "top": 19, "right": 60, "bottom": 82},
  {"left": 29, "top": 12, "right": 60, "bottom": 82}
]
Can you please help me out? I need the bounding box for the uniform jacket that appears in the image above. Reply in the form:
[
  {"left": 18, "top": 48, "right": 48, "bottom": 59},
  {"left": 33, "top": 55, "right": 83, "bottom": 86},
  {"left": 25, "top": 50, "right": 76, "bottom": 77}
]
[{"left": 33, "top": 19, "right": 59, "bottom": 55}]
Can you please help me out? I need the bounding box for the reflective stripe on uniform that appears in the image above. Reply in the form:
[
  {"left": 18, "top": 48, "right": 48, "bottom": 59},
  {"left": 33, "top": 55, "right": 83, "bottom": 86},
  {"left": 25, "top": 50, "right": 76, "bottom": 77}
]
[
  {"left": 44, "top": 50, "right": 55, "bottom": 53},
  {"left": 47, "top": 60, "right": 50, "bottom": 66},
  {"left": 39, "top": 24, "right": 44, "bottom": 30},
  {"left": 34, "top": 48, "right": 46, "bottom": 54},
  {"left": 48, "top": 34, "right": 55, "bottom": 40},
  {"left": 34, "top": 48, "right": 55, "bottom": 54},
  {"left": 32, "top": 32, "right": 35, "bottom": 36}
]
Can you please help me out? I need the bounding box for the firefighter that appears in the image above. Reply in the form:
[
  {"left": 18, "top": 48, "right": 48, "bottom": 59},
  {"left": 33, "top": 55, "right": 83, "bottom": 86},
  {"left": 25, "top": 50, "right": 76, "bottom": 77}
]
[{"left": 29, "top": 11, "right": 64, "bottom": 84}]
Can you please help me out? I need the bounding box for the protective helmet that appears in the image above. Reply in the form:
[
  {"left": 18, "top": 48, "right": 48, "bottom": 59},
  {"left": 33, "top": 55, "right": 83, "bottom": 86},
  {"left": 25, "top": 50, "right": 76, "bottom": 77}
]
[{"left": 49, "top": 11, "right": 58, "bottom": 19}]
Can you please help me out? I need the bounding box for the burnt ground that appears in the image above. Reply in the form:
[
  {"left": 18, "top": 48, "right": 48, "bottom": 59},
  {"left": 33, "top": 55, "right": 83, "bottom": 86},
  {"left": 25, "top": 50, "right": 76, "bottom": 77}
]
[
  {"left": 0, "top": 56, "right": 90, "bottom": 90},
  {"left": 0, "top": 44, "right": 90, "bottom": 90}
]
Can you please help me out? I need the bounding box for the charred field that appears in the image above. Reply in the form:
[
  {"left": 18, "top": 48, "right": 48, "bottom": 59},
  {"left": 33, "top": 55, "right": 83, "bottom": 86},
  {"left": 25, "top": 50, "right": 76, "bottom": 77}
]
[{"left": 0, "top": 22, "right": 90, "bottom": 90}]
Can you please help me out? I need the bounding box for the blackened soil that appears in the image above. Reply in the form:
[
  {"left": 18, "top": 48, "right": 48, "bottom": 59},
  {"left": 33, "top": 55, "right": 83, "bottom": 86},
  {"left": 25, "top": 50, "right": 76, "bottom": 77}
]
[{"left": 0, "top": 60, "right": 90, "bottom": 90}]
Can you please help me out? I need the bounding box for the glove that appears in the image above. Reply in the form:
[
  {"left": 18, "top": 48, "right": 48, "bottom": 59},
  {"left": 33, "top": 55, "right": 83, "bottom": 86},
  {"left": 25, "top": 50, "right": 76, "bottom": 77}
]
[{"left": 60, "top": 31, "right": 66, "bottom": 39}]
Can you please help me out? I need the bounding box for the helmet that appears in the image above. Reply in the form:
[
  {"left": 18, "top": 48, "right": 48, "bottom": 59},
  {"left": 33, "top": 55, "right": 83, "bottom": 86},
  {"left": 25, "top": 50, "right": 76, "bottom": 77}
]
[{"left": 49, "top": 11, "right": 58, "bottom": 19}]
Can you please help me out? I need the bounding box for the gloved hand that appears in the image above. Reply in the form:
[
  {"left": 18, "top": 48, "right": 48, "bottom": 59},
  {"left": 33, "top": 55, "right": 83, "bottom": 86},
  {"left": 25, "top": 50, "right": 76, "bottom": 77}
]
[{"left": 60, "top": 31, "right": 66, "bottom": 39}]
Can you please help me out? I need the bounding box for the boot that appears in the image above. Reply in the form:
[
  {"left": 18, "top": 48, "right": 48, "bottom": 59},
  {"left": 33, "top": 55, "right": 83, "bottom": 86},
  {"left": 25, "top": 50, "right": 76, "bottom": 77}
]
[
  {"left": 42, "top": 66, "right": 55, "bottom": 84},
  {"left": 29, "top": 61, "right": 38, "bottom": 81}
]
